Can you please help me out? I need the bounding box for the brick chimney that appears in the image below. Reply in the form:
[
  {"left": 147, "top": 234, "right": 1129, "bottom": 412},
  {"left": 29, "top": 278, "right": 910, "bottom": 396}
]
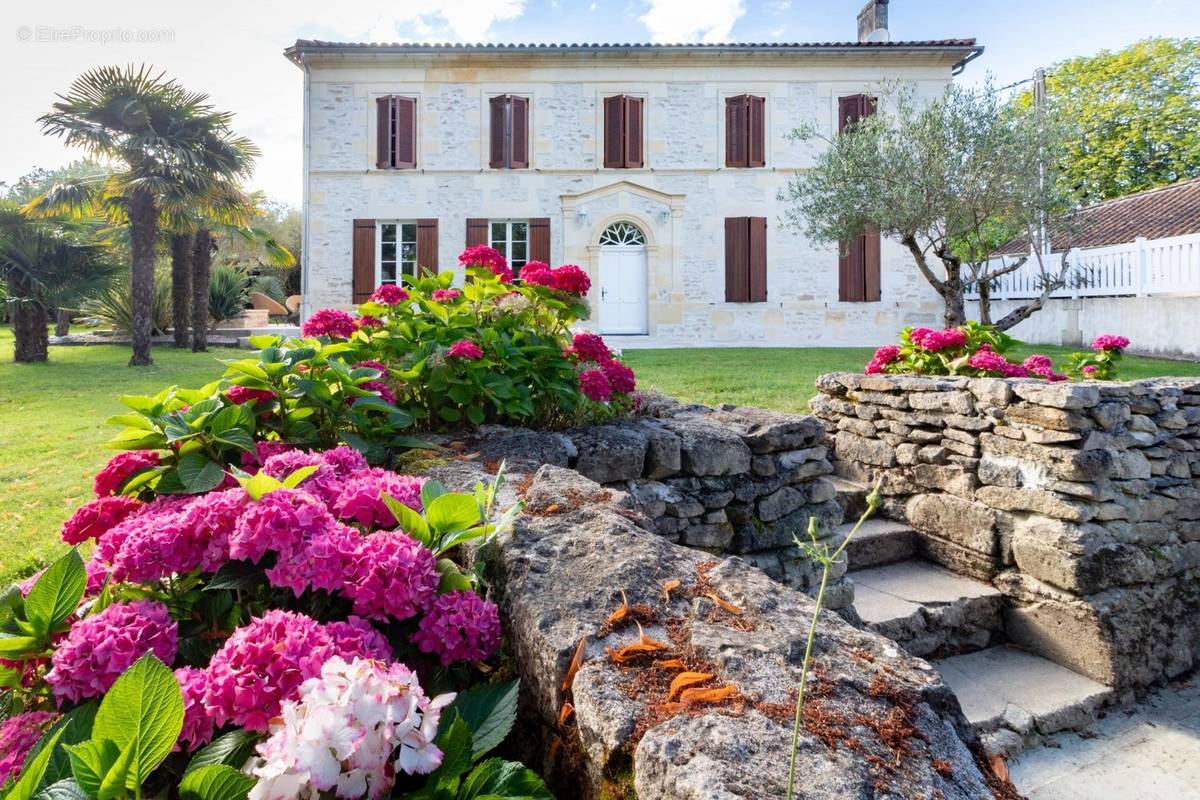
[{"left": 857, "top": 0, "right": 890, "bottom": 43}]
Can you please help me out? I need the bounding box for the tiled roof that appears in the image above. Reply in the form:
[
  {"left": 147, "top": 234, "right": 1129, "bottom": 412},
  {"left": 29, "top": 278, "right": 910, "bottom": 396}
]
[
  {"left": 288, "top": 39, "right": 977, "bottom": 51},
  {"left": 1001, "top": 178, "right": 1200, "bottom": 253}
]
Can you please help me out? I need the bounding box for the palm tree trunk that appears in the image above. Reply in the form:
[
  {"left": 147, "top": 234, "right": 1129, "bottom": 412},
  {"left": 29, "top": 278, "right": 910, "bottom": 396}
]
[
  {"left": 127, "top": 188, "right": 157, "bottom": 366},
  {"left": 170, "top": 233, "right": 193, "bottom": 348},
  {"left": 7, "top": 273, "right": 48, "bottom": 363},
  {"left": 54, "top": 308, "right": 72, "bottom": 336},
  {"left": 191, "top": 227, "right": 213, "bottom": 352}
]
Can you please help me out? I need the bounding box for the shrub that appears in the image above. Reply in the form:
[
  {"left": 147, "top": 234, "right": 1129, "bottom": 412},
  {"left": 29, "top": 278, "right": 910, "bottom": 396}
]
[
  {"left": 81, "top": 268, "right": 173, "bottom": 335},
  {"left": 865, "top": 321, "right": 1068, "bottom": 380},
  {"left": 1066, "top": 334, "right": 1130, "bottom": 380},
  {"left": 247, "top": 273, "right": 286, "bottom": 303},
  {"left": 208, "top": 264, "right": 249, "bottom": 323}
]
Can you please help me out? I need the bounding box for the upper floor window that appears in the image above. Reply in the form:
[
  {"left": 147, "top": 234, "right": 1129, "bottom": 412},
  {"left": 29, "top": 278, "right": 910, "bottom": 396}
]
[
  {"left": 603, "top": 95, "right": 644, "bottom": 169},
  {"left": 375, "top": 96, "right": 417, "bottom": 169},
  {"left": 725, "top": 95, "right": 765, "bottom": 168},
  {"left": 378, "top": 222, "right": 418, "bottom": 284},
  {"left": 490, "top": 220, "right": 529, "bottom": 275},
  {"left": 489, "top": 95, "right": 529, "bottom": 169}
]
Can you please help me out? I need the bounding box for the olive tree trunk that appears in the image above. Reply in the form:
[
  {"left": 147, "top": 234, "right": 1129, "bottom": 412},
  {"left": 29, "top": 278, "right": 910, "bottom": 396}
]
[
  {"left": 191, "top": 227, "right": 213, "bottom": 352},
  {"left": 127, "top": 188, "right": 157, "bottom": 366},
  {"left": 170, "top": 232, "right": 193, "bottom": 348},
  {"left": 7, "top": 273, "right": 49, "bottom": 363}
]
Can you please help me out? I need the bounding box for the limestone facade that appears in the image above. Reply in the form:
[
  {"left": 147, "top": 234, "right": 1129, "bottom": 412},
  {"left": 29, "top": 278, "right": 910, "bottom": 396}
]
[{"left": 290, "top": 43, "right": 976, "bottom": 345}]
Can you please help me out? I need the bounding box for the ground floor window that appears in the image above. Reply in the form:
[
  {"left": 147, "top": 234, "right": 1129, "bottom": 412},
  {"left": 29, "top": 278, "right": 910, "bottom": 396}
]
[
  {"left": 490, "top": 220, "right": 529, "bottom": 276},
  {"left": 378, "top": 221, "right": 418, "bottom": 284}
]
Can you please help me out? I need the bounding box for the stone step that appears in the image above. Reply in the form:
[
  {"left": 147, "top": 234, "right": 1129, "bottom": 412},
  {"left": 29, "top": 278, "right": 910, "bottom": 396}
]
[
  {"left": 840, "top": 518, "right": 917, "bottom": 569},
  {"left": 934, "top": 645, "right": 1116, "bottom": 757},
  {"left": 850, "top": 559, "right": 1004, "bottom": 658},
  {"left": 828, "top": 475, "right": 869, "bottom": 521}
]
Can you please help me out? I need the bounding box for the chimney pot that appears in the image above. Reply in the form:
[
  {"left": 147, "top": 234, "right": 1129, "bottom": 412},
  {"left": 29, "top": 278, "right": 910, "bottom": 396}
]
[{"left": 857, "top": 0, "right": 890, "bottom": 43}]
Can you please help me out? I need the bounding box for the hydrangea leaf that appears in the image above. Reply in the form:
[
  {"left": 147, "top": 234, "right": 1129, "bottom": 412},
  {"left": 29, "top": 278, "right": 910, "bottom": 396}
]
[
  {"left": 91, "top": 654, "right": 184, "bottom": 792},
  {"left": 176, "top": 453, "right": 225, "bottom": 494},
  {"left": 30, "top": 702, "right": 99, "bottom": 790},
  {"left": 443, "top": 680, "right": 519, "bottom": 759},
  {"left": 426, "top": 715, "right": 474, "bottom": 788},
  {"left": 32, "top": 778, "right": 89, "bottom": 800},
  {"left": 426, "top": 494, "right": 483, "bottom": 535},
  {"left": 24, "top": 549, "right": 86, "bottom": 640},
  {"left": 456, "top": 757, "right": 553, "bottom": 800},
  {"left": 178, "top": 764, "right": 255, "bottom": 800},
  {"left": 382, "top": 495, "right": 431, "bottom": 546},
  {"left": 181, "top": 731, "right": 260, "bottom": 777},
  {"left": 6, "top": 728, "right": 65, "bottom": 800}
]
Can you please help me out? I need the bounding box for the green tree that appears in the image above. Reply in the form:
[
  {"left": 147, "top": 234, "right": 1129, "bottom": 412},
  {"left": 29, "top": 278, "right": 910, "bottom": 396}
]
[
  {"left": 783, "top": 82, "right": 1079, "bottom": 330},
  {"left": 31, "top": 65, "right": 257, "bottom": 366},
  {"left": 1019, "top": 38, "right": 1200, "bottom": 201},
  {"left": 0, "top": 202, "right": 119, "bottom": 362}
]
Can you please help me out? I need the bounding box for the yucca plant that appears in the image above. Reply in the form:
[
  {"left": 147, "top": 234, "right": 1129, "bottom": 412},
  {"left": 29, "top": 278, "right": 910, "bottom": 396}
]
[
  {"left": 81, "top": 269, "right": 173, "bottom": 336},
  {"left": 208, "top": 264, "right": 248, "bottom": 323},
  {"left": 248, "top": 273, "right": 286, "bottom": 303}
]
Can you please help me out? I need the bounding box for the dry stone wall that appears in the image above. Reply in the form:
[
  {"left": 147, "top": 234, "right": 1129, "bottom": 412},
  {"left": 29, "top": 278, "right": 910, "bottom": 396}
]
[
  {"left": 813, "top": 372, "right": 1200, "bottom": 688},
  {"left": 464, "top": 399, "right": 851, "bottom": 608}
]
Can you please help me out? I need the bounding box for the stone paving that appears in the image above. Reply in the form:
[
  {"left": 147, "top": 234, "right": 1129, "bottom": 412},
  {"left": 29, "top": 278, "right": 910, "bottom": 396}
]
[{"left": 1009, "top": 678, "right": 1200, "bottom": 799}]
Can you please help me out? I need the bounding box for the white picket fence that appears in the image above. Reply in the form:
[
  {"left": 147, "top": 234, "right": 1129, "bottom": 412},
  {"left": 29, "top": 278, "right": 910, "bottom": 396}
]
[{"left": 967, "top": 232, "right": 1200, "bottom": 300}]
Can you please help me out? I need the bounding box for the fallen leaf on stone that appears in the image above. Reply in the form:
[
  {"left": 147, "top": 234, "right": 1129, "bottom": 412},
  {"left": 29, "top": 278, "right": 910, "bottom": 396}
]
[
  {"left": 656, "top": 658, "right": 687, "bottom": 670},
  {"left": 988, "top": 753, "right": 1010, "bottom": 782},
  {"left": 705, "top": 591, "right": 744, "bottom": 615},
  {"left": 544, "top": 503, "right": 561, "bottom": 514},
  {"left": 562, "top": 635, "right": 587, "bottom": 691},
  {"left": 605, "top": 589, "right": 630, "bottom": 627},
  {"left": 662, "top": 578, "right": 681, "bottom": 603},
  {"left": 559, "top": 702, "right": 575, "bottom": 724},
  {"left": 678, "top": 683, "right": 736, "bottom": 706},
  {"left": 669, "top": 671, "right": 714, "bottom": 701},
  {"left": 607, "top": 621, "right": 669, "bottom": 663}
]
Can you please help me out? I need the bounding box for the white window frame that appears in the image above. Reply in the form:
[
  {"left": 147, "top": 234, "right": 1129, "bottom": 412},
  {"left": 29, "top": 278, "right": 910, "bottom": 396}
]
[
  {"left": 488, "top": 219, "right": 530, "bottom": 275},
  {"left": 377, "top": 221, "right": 419, "bottom": 286}
]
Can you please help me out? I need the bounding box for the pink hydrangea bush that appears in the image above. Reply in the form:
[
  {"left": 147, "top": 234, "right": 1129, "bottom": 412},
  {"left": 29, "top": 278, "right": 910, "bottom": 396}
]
[
  {"left": 1066, "top": 334, "right": 1131, "bottom": 380},
  {"left": 0, "top": 711, "right": 58, "bottom": 784},
  {"left": 865, "top": 322, "right": 1067, "bottom": 381},
  {"left": 302, "top": 308, "right": 358, "bottom": 339},
  {"left": 93, "top": 450, "right": 160, "bottom": 497},
  {"left": 413, "top": 590, "right": 503, "bottom": 666}
]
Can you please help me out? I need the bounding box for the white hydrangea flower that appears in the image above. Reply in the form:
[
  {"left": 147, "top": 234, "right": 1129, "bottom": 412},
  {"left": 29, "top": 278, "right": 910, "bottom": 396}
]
[{"left": 248, "top": 656, "right": 455, "bottom": 800}]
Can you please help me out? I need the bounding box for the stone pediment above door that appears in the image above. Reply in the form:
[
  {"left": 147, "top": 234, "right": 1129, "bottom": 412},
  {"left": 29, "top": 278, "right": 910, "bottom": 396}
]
[{"left": 560, "top": 180, "right": 685, "bottom": 222}]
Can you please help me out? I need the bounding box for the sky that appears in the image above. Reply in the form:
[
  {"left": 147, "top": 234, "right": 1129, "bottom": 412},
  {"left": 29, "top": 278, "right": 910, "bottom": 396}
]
[{"left": 0, "top": 0, "right": 1192, "bottom": 206}]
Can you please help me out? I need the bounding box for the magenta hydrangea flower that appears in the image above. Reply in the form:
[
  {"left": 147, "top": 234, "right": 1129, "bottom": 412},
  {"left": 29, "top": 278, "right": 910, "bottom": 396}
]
[
  {"left": 1082, "top": 365, "right": 1098, "bottom": 376},
  {"left": 46, "top": 600, "right": 178, "bottom": 704},
  {"left": 1092, "top": 334, "right": 1130, "bottom": 352},
  {"left": 0, "top": 711, "right": 58, "bottom": 784},
  {"left": 864, "top": 344, "right": 902, "bottom": 375},
  {"left": 431, "top": 288, "right": 461, "bottom": 302},
  {"left": 203, "top": 610, "right": 386, "bottom": 732},
  {"left": 240, "top": 439, "right": 295, "bottom": 470},
  {"left": 357, "top": 380, "right": 396, "bottom": 405},
  {"left": 578, "top": 368, "right": 613, "bottom": 402},
  {"left": 175, "top": 667, "right": 215, "bottom": 753},
  {"left": 999, "top": 362, "right": 1030, "bottom": 378},
  {"left": 966, "top": 345, "right": 1009, "bottom": 373},
  {"left": 911, "top": 327, "right": 968, "bottom": 352},
  {"left": 325, "top": 616, "right": 393, "bottom": 661},
  {"left": 357, "top": 315, "right": 383, "bottom": 330},
  {"left": 260, "top": 450, "right": 346, "bottom": 506},
  {"left": 518, "top": 261, "right": 554, "bottom": 286},
  {"left": 303, "top": 308, "right": 358, "bottom": 339},
  {"left": 343, "top": 531, "right": 439, "bottom": 622},
  {"left": 61, "top": 495, "right": 142, "bottom": 545},
  {"left": 551, "top": 264, "right": 591, "bottom": 294},
  {"left": 92, "top": 494, "right": 193, "bottom": 568},
  {"left": 355, "top": 359, "right": 390, "bottom": 378},
  {"left": 225, "top": 385, "right": 276, "bottom": 406},
  {"left": 320, "top": 445, "right": 370, "bottom": 477},
  {"left": 1023, "top": 354, "right": 1054, "bottom": 376},
  {"left": 333, "top": 468, "right": 424, "bottom": 529},
  {"left": 265, "top": 521, "right": 360, "bottom": 597},
  {"left": 370, "top": 284, "right": 409, "bottom": 305},
  {"left": 229, "top": 488, "right": 335, "bottom": 565},
  {"left": 447, "top": 340, "right": 483, "bottom": 360},
  {"left": 93, "top": 450, "right": 160, "bottom": 497},
  {"left": 413, "top": 590, "right": 502, "bottom": 666},
  {"left": 570, "top": 332, "right": 611, "bottom": 363},
  {"left": 458, "top": 245, "right": 513, "bottom": 282},
  {"left": 601, "top": 359, "right": 636, "bottom": 394}
]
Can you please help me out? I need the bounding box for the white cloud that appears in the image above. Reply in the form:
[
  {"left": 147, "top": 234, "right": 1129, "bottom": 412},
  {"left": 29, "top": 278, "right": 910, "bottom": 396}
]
[{"left": 638, "top": 0, "right": 745, "bottom": 43}]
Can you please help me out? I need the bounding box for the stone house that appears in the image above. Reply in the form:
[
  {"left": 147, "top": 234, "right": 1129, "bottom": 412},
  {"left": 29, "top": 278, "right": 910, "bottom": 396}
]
[{"left": 286, "top": 2, "right": 980, "bottom": 346}]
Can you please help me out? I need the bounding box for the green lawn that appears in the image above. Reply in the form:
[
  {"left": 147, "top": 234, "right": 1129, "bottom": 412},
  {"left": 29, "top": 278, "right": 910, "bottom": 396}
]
[
  {"left": 0, "top": 328, "right": 242, "bottom": 581},
  {"left": 2, "top": 328, "right": 1198, "bottom": 583}
]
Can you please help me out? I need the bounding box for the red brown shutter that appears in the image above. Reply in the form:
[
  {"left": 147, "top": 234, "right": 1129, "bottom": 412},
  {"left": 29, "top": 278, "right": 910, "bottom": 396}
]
[
  {"left": 466, "top": 218, "right": 489, "bottom": 247},
  {"left": 726, "top": 95, "right": 748, "bottom": 168},
  {"left": 603, "top": 95, "right": 624, "bottom": 168},
  {"left": 489, "top": 95, "right": 507, "bottom": 168},
  {"left": 863, "top": 226, "right": 881, "bottom": 301},
  {"left": 747, "top": 96, "right": 765, "bottom": 168},
  {"left": 528, "top": 218, "right": 551, "bottom": 263},
  {"left": 395, "top": 97, "right": 416, "bottom": 169},
  {"left": 416, "top": 218, "right": 438, "bottom": 276},
  {"left": 837, "top": 94, "right": 880, "bottom": 302},
  {"left": 352, "top": 219, "right": 376, "bottom": 302},
  {"left": 623, "top": 96, "right": 643, "bottom": 168},
  {"left": 724, "top": 217, "right": 749, "bottom": 302},
  {"left": 509, "top": 96, "right": 529, "bottom": 168},
  {"left": 748, "top": 217, "right": 767, "bottom": 301},
  {"left": 376, "top": 97, "right": 394, "bottom": 169}
]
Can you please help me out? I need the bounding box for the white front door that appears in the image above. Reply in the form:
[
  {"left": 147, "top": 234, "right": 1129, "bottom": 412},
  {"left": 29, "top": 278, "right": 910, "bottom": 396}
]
[{"left": 599, "top": 246, "right": 648, "bottom": 334}]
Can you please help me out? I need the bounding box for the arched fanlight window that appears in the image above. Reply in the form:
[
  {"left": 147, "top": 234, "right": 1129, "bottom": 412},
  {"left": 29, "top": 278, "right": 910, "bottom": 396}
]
[{"left": 599, "top": 221, "right": 646, "bottom": 246}]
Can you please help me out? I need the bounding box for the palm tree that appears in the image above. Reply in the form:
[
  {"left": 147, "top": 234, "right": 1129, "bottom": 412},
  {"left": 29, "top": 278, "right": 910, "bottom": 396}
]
[
  {"left": 0, "top": 202, "right": 119, "bottom": 362},
  {"left": 31, "top": 65, "right": 257, "bottom": 366}
]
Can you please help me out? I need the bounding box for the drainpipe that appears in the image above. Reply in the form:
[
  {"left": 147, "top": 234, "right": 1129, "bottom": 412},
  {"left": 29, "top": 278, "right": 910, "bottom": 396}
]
[{"left": 299, "top": 53, "right": 312, "bottom": 323}]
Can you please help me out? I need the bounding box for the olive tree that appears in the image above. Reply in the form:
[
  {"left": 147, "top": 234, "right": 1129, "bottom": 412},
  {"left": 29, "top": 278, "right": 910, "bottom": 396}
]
[{"left": 782, "top": 82, "right": 1080, "bottom": 330}]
